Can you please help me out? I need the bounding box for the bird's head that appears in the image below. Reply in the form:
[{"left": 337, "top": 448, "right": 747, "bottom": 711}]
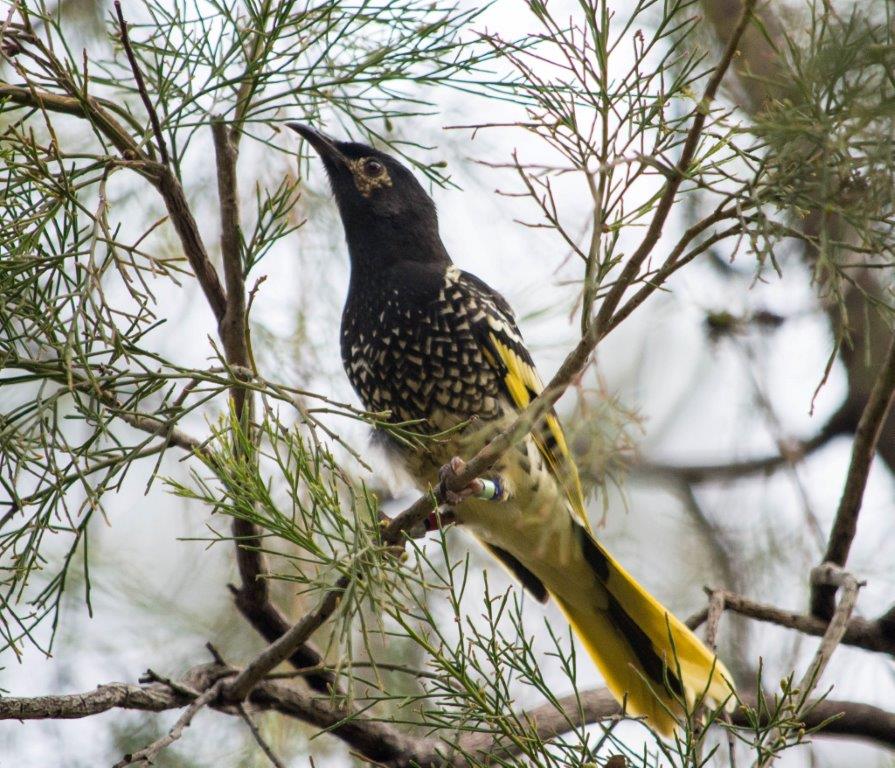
[{"left": 288, "top": 123, "right": 449, "bottom": 274}]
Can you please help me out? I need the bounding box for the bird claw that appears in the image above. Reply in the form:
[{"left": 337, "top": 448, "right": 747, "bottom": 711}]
[
  {"left": 438, "top": 456, "right": 482, "bottom": 506},
  {"left": 437, "top": 456, "right": 506, "bottom": 505}
]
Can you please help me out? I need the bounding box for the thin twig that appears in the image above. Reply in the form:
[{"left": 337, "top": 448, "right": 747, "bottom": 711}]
[
  {"left": 798, "top": 565, "right": 863, "bottom": 703},
  {"left": 758, "top": 564, "right": 864, "bottom": 767},
  {"left": 704, "top": 589, "right": 727, "bottom": 651},
  {"left": 113, "top": 1, "right": 169, "bottom": 165},
  {"left": 226, "top": 576, "right": 350, "bottom": 701},
  {"left": 230, "top": 0, "right": 274, "bottom": 142},
  {"left": 236, "top": 702, "right": 288, "bottom": 768},
  {"left": 113, "top": 679, "right": 224, "bottom": 767},
  {"left": 692, "top": 590, "right": 727, "bottom": 755}
]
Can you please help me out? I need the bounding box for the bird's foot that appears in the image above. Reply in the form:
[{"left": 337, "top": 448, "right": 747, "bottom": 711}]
[
  {"left": 438, "top": 456, "right": 504, "bottom": 505},
  {"left": 438, "top": 456, "right": 481, "bottom": 505}
]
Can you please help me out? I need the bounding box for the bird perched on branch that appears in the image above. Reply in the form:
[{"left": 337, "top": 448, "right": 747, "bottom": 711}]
[{"left": 289, "top": 123, "right": 733, "bottom": 735}]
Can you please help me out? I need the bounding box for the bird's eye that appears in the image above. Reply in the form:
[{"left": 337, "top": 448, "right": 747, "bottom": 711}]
[{"left": 363, "top": 158, "right": 384, "bottom": 177}]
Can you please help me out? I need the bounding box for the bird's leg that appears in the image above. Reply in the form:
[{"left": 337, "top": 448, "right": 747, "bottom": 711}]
[
  {"left": 422, "top": 507, "right": 456, "bottom": 533},
  {"left": 438, "top": 456, "right": 507, "bottom": 506},
  {"left": 380, "top": 507, "right": 456, "bottom": 542}
]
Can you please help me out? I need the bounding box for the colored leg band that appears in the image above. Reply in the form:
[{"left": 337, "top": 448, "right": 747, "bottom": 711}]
[{"left": 475, "top": 477, "right": 503, "bottom": 501}]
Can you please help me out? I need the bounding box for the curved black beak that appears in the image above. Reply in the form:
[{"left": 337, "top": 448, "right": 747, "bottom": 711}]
[{"left": 286, "top": 122, "right": 347, "bottom": 167}]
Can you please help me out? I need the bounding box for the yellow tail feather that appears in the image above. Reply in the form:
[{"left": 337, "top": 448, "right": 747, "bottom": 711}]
[
  {"left": 460, "top": 484, "right": 732, "bottom": 735},
  {"left": 548, "top": 532, "right": 734, "bottom": 736}
]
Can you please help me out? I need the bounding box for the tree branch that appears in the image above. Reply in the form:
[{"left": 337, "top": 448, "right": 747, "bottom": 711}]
[
  {"left": 113, "top": 1, "right": 169, "bottom": 165},
  {"left": 211, "top": 115, "right": 267, "bottom": 616},
  {"left": 227, "top": 584, "right": 339, "bottom": 696},
  {"left": 0, "top": 78, "right": 131, "bottom": 129},
  {"left": 154, "top": 166, "right": 228, "bottom": 322},
  {"left": 703, "top": 587, "right": 894, "bottom": 657},
  {"left": 455, "top": 688, "right": 895, "bottom": 758},
  {"left": 0, "top": 81, "right": 145, "bottom": 158},
  {"left": 209, "top": 115, "right": 343, "bottom": 700},
  {"left": 0, "top": 663, "right": 427, "bottom": 768},
  {"left": 812, "top": 336, "right": 895, "bottom": 618},
  {"left": 635, "top": 417, "right": 842, "bottom": 484},
  {"left": 5, "top": 667, "right": 895, "bottom": 761},
  {"left": 212, "top": 119, "right": 249, "bottom": 384},
  {"left": 225, "top": 576, "right": 349, "bottom": 701}
]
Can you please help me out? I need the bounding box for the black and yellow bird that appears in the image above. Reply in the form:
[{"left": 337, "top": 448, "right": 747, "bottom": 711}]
[{"left": 289, "top": 123, "right": 732, "bottom": 734}]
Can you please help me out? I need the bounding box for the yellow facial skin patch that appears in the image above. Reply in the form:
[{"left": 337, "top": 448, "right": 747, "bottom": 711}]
[{"left": 349, "top": 157, "right": 393, "bottom": 197}]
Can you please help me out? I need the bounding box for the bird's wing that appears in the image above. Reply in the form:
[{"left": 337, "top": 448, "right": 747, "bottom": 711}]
[{"left": 456, "top": 270, "right": 590, "bottom": 531}]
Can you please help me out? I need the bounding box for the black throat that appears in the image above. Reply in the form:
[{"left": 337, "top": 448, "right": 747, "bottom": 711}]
[{"left": 340, "top": 206, "right": 451, "bottom": 285}]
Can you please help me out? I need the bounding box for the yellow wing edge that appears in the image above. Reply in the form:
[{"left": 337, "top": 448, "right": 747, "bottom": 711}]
[{"left": 487, "top": 333, "right": 590, "bottom": 531}]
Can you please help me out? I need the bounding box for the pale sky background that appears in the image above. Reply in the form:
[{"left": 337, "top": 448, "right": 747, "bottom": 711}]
[{"left": 2, "top": 1, "right": 894, "bottom": 766}]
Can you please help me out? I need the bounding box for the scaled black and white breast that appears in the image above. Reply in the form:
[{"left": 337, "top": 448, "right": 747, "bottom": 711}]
[{"left": 340, "top": 263, "right": 520, "bottom": 434}]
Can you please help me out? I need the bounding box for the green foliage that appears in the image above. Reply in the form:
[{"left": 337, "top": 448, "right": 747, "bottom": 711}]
[
  {"left": 472, "top": 0, "right": 770, "bottom": 335},
  {"left": 749, "top": 2, "right": 895, "bottom": 313},
  {"left": 89, "top": 0, "right": 498, "bottom": 179},
  {"left": 170, "top": 415, "right": 381, "bottom": 587},
  {"left": 1, "top": 0, "right": 889, "bottom": 764},
  {"left": 0, "top": 0, "right": 488, "bottom": 656}
]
